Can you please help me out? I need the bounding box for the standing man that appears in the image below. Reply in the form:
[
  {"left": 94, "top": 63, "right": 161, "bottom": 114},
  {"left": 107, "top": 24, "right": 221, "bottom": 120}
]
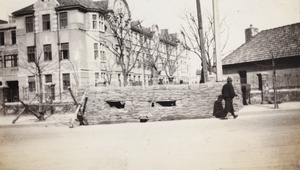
[{"left": 220, "top": 77, "right": 238, "bottom": 119}]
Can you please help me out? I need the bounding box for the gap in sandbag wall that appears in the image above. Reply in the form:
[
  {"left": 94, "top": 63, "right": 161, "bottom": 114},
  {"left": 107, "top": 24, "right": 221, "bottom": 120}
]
[{"left": 105, "top": 100, "right": 125, "bottom": 109}]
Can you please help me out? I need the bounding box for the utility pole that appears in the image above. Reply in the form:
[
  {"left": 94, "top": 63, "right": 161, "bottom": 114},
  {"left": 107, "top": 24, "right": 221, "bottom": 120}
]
[
  {"left": 212, "top": 0, "right": 223, "bottom": 81},
  {"left": 196, "top": 0, "right": 208, "bottom": 83}
]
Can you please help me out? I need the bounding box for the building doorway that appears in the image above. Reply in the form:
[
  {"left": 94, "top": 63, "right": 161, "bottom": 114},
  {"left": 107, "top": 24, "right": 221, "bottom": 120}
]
[
  {"left": 45, "top": 84, "right": 55, "bottom": 101},
  {"left": 239, "top": 71, "right": 247, "bottom": 84},
  {"left": 257, "top": 74, "right": 263, "bottom": 102},
  {"left": 5, "top": 81, "right": 19, "bottom": 102},
  {"left": 257, "top": 74, "right": 262, "bottom": 91},
  {"left": 239, "top": 71, "right": 250, "bottom": 105}
]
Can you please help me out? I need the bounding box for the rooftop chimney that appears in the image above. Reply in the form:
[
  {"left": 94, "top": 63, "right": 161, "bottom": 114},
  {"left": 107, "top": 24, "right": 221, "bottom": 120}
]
[{"left": 245, "top": 24, "right": 259, "bottom": 43}]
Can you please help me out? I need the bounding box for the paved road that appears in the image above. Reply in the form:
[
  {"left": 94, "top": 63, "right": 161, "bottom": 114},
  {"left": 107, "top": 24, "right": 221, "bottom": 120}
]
[{"left": 0, "top": 107, "right": 300, "bottom": 170}]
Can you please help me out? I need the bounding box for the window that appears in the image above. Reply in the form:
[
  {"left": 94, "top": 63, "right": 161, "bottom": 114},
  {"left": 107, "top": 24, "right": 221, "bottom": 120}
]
[
  {"left": 95, "top": 72, "right": 99, "bottom": 86},
  {"left": 60, "top": 43, "right": 69, "bottom": 60},
  {"left": 45, "top": 74, "right": 52, "bottom": 83},
  {"left": 42, "top": 14, "right": 51, "bottom": 31},
  {"left": 4, "top": 55, "right": 18, "bottom": 68},
  {"left": 95, "top": 72, "right": 100, "bottom": 79},
  {"left": 0, "top": 56, "right": 2, "bottom": 68},
  {"left": 137, "top": 58, "right": 142, "bottom": 68},
  {"left": 92, "top": 14, "right": 97, "bottom": 29},
  {"left": 100, "top": 43, "right": 106, "bottom": 60},
  {"left": 25, "top": 16, "right": 34, "bottom": 33},
  {"left": 100, "top": 62, "right": 106, "bottom": 70},
  {"left": 101, "top": 72, "right": 106, "bottom": 83},
  {"left": 44, "top": 44, "right": 52, "bottom": 61},
  {"left": 99, "top": 15, "right": 105, "bottom": 32},
  {"left": 28, "top": 76, "right": 36, "bottom": 92},
  {"left": 27, "top": 46, "right": 35, "bottom": 62},
  {"left": 59, "top": 12, "right": 68, "bottom": 29},
  {"left": 94, "top": 43, "right": 99, "bottom": 60},
  {"left": 0, "top": 32, "right": 4, "bottom": 45},
  {"left": 116, "top": 57, "right": 121, "bottom": 65},
  {"left": 62, "top": 73, "right": 70, "bottom": 90},
  {"left": 115, "top": 45, "right": 121, "bottom": 64},
  {"left": 11, "top": 30, "right": 16, "bottom": 44}
]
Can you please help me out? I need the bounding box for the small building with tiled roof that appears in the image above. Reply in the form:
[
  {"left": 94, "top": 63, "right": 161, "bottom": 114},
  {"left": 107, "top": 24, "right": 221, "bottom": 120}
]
[{"left": 222, "top": 23, "right": 300, "bottom": 104}]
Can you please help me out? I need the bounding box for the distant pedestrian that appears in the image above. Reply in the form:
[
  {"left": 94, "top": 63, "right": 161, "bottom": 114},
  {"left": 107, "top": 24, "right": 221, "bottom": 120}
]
[
  {"left": 220, "top": 77, "right": 238, "bottom": 119},
  {"left": 213, "top": 95, "right": 223, "bottom": 118}
]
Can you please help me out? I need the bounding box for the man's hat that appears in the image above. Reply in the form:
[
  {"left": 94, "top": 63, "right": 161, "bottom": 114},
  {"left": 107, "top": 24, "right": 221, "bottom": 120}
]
[{"left": 227, "top": 77, "right": 232, "bottom": 83}]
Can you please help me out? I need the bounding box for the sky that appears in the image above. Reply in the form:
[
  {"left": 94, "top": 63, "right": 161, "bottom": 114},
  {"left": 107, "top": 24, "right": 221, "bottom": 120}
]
[
  {"left": 129, "top": 0, "right": 299, "bottom": 54},
  {"left": 0, "top": 0, "right": 299, "bottom": 71}
]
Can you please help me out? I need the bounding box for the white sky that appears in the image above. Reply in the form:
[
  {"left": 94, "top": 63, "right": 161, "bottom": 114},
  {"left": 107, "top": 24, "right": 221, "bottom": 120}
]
[
  {"left": 0, "top": 0, "right": 299, "bottom": 71},
  {"left": 129, "top": 0, "right": 299, "bottom": 54}
]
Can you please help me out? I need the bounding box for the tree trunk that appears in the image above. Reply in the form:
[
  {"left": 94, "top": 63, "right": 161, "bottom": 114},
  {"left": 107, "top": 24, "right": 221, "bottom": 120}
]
[
  {"left": 150, "top": 67, "right": 157, "bottom": 85},
  {"left": 200, "top": 68, "right": 205, "bottom": 83},
  {"left": 38, "top": 74, "right": 45, "bottom": 120},
  {"left": 272, "top": 54, "right": 279, "bottom": 108},
  {"left": 123, "top": 72, "right": 128, "bottom": 87}
]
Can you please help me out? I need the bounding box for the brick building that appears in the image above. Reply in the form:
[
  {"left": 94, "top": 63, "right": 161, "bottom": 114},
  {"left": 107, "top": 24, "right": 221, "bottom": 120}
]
[
  {"left": 0, "top": 0, "right": 190, "bottom": 103},
  {"left": 222, "top": 23, "right": 300, "bottom": 104}
]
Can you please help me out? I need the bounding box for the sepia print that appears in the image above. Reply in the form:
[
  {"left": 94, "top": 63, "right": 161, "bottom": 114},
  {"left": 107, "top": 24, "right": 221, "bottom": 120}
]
[{"left": 0, "top": 0, "right": 299, "bottom": 169}]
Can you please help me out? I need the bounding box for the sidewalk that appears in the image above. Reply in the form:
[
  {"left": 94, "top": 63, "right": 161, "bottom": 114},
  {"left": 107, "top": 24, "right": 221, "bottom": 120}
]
[
  {"left": 1, "top": 102, "right": 299, "bottom": 128},
  {"left": 238, "top": 101, "right": 300, "bottom": 113},
  {"left": 0, "top": 113, "right": 73, "bottom": 128}
]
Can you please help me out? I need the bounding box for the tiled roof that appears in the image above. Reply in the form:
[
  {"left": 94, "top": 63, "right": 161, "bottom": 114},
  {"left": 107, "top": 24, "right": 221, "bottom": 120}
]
[
  {"left": 12, "top": 0, "right": 108, "bottom": 16},
  {"left": 131, "top": 20, "right": 153, "bottom": 38},
  {"left": 160, "top": 29, "right": 178, "bottom": 46},
  {"left": 0, "top": 20, "right": 8, "bottom": 24},
  {"left": 12, "top": 4, "right": 34, "bottom": 16},
  {"left": 56, "top": 0, "right": 108, "bottom": 11},
  {"left": 222, "top": 23, "right": 300, "bottom": 65}
]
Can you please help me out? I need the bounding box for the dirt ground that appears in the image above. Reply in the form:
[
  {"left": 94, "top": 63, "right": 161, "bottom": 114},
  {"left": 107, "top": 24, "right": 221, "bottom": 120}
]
[{"left": 0, "top": 107, "right": 300, "bottom": 170}]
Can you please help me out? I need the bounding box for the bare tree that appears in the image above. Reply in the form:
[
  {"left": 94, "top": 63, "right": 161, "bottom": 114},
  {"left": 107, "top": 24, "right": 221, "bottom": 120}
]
[
  {"left": 254, "top": 51, "right": 280, "bottom": 108},
  {"left": 98, "top": 53, "right": 118, "bottom": 86},
  {"left": 158, "top": 32, "right": 186, "bottom": 83},
  {"left": 271, "top": 52, "right": 279, "bottom": 108},
  {"left": 63, "top": 59, "right": 80, "bottom": 95},
  {"left": 136, "top": 25, "right": 161, "bottom": 85},
  {"left": 143, "top": 38, "right": 160, "bottom": 85},
  {"left": 102, "top": 12, "right": 147, "bottom": 86},
  {"left": 181, "top": 10, "right": 229, "bottom": 83},
  {"left": 18, "top": 42, "right": 59, "bottom": 120}
]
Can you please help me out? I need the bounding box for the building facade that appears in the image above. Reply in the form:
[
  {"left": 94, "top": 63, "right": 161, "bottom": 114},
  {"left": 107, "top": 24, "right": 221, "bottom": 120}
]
[
  {"left": 222, "top": 23, "right": 300, "bottom": 104},
  {"left": 0, "top": 20, "right": 18, "bottom": 102},
  {"left": 0, "top": 0, "right": 190, "bottom": 102}
]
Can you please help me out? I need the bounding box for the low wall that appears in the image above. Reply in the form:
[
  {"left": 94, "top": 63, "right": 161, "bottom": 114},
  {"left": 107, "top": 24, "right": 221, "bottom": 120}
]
[
  {"left": 85, "top": 82, "right": 243, "bottom": 125},
  {"left": 250, "top": 88, "right": 300, "bottom": 104}
]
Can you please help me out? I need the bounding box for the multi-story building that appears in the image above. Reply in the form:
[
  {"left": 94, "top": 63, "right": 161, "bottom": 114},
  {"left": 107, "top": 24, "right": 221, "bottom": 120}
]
[
  {"left": 0, "top": 0, "right": 190, "bottom": 102},
  {"left": 0, "top": 19, "right": 18, "bottom": 102}
]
